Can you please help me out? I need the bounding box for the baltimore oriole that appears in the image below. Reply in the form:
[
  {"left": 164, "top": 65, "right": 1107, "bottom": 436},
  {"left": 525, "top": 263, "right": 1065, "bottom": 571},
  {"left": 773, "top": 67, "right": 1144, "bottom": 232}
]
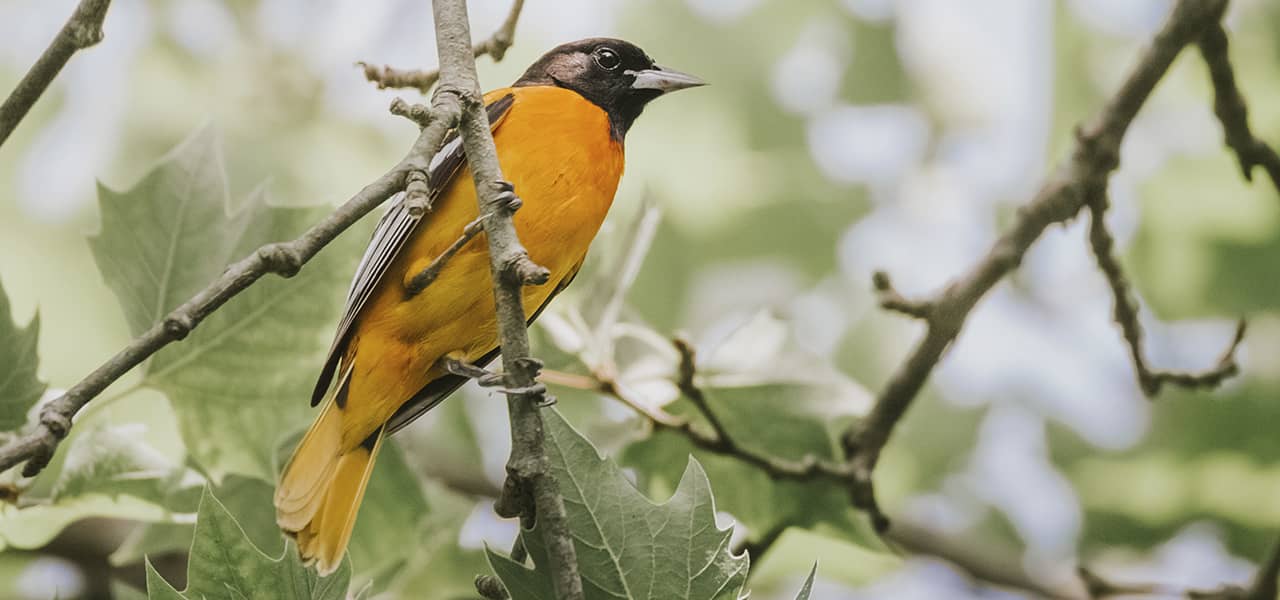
[{"left": 274, "top": 38, "right": 703, "bottom": 574}]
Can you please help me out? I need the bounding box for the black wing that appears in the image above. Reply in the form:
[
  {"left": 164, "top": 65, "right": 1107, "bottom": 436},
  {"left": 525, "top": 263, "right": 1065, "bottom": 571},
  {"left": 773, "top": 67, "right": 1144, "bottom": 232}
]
[{"left": 311, "top": 93, "right": 516, "bottom": 406}]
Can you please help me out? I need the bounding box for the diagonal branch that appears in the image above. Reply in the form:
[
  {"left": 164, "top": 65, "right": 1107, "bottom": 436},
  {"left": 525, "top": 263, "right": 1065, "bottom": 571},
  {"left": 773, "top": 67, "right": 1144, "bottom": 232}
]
[
  {"left": 0, "top": 0, "right": 112, "bottom": 148},
  {"left": 840, "top": 0, "right": 1235, "bottom": 531},
  {"left": 429, "top": 1, "right": 583, "bottom": 598},
  {"left": 405, "top": 214, "right": 486, "bottom": 296},
  {"left": 1085, "top": 188, "right": 1247, "bottom": 396},
  {"left": 1196, "top": 23, "right": 1280, "bottom": 195},
  {"left": 361, "top": 0, "right": 525, "bottom": 94},
  {"left": 0, "top": 62, "right": 471, "bottom": 480}
]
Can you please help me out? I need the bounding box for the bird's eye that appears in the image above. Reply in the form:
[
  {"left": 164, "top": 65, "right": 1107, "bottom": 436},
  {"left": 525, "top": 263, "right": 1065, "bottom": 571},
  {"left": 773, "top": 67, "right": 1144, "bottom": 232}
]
[{"left": 594, "top": 47, "right": 621, "bottom": 71}]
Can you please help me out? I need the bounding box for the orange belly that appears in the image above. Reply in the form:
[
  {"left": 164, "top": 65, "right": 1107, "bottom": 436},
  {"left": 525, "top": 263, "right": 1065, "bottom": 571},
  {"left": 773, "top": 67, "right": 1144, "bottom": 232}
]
[{"left": 337, "top": 86, "right": 624, "bottom": 445}]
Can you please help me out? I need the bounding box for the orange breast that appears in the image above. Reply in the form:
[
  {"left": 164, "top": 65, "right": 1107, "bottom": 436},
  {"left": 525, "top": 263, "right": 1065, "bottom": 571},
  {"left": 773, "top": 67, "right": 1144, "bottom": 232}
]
[{"left": 337, "top": 85, "right": 624, "bottom": 444}]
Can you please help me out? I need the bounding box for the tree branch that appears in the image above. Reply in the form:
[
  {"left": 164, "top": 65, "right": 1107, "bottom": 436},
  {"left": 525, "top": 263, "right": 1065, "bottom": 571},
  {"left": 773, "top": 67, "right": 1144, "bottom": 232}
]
[
  {"left": 1196, "top": 23, "right": 1280, "bottom": 195},
  {"left": 361, "top": 0, "right": 525, "bottom": 94},
  {"left": 1086, "top": 188, "right": 1247, "bottom": 396},
  {"left": 839, "top": 0, "right": 1235, "bottom": 529},
  {"left": 0, "top": 59, "right": 471, "bottom": 480},
  {"left": 405, "top": 214, "right": 486, "bottom": 296},
  {"left": 390, "top": 97, "right": 433, "bottom": 128},
  {"left": 429, "top": 1, "right": 583, "bottom": 598},
  {"left": 542, "top": 369, "right": 1084, "bottom": 599},
  {"left": 0, "top": 0, "right": 112, "bottom": 148},
  {"left": 890, "top": 521, "right": 1086, "bottom": 600}
]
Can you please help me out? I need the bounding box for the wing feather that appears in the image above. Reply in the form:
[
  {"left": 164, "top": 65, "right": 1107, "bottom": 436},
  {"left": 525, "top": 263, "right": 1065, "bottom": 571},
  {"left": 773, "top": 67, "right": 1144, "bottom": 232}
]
[{"left": 310, "top": 93, "right": 516, "bottom": 405}]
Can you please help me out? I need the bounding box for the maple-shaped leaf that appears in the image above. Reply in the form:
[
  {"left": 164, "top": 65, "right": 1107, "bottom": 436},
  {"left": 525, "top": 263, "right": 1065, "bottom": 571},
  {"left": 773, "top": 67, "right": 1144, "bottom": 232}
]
[
  {"left": 487, "top": 409, "right": 749, "bottom": 600},
  {"left": 0, "top": 277, "right": 44, "bottom": 431},
  {"left": 146, "top": 487, "right": 349, "bottom": 599},
  {"left": 87, "top": 127, "right": 367, "bottom": 481}
]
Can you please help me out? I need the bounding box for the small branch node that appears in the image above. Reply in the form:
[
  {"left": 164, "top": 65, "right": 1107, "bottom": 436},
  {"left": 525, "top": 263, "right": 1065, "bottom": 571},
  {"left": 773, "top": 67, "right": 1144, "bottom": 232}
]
[
  {"left": 502, "top": 252, "right": 551, "bottom": 286},
  {"left": 162, "top": 315, "right": 193, "bottom": 340},
  {"left": 493, "top": 476, "right": 529, "bottom": 519},
  {"left": 68, "top": 23, "right": 104, "bottom": 48},
  {"left": 256, "top": 242, "right": 303, "bottom": 277},
  {"left": 38, "top": 406, "right": 72, "bottom": 439},
  {"left": 403, "top": 169, "right": 432, "bottom": 217},
  {"left": 389, "top": 97, "right": 432, "bottom": 129},
  {"left": 357, "top": 61, "right": 438, "bottom": 94},
  {"left": 871, "top": 270, "right": 933, "bottom": 320},
  {"left": 1196, "top": 22, "right": 1280, "bottom": 195}
]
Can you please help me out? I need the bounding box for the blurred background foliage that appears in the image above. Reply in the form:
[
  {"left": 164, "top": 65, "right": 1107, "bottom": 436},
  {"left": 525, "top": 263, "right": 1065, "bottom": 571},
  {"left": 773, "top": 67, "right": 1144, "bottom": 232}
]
[{"left": 2, "top": 0, "right": 1280, "bottom": 598}]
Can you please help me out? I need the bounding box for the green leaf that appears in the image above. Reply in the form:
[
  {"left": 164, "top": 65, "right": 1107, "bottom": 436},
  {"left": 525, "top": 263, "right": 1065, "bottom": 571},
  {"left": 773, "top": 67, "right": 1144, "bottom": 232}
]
[
  {"left": 622, "top": 311, "right": 876, "bottom": 550},
  {"left": 0, "top": 423, "right": 197, "bottom": 551},
  {"left": 385, "top": 480, "right": 492, "bottom": 598},
  {"left": 115, "top": 443, "right": 430, "bottom": 589},
  {"left": 146, "top": 487, "right": 349, "bottom": 599},
  {"left": 112, "top": 475, "right": 282, "bottom": 568},
  {"left": 793, "top": 564, "right": 816, "bottom": 600},
  {"left": 345, "top": 441, "right": 430, "bottom": 584},
  {"left": 0, "top": 276, "right": 45, "bottom": 431},
  {"left": 89, "top": 127, "right": 239, "bottom": 338},
  {"left": 51, "top": 422, "right": 188, "bottom": 503},
  {"left": 488, "top": 409, "right": 749, "bottom": 600},
  {"left": 0, "top": 494, "right": 172, "bottom": 551},
  {"left": 87, "top": 127, "right": 366, "bottom": 481}
]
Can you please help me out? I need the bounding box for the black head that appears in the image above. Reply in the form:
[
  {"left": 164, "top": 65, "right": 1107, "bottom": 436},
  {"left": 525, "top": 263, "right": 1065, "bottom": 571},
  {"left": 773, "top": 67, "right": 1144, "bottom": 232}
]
[{"left": 514, "top": 38, "right": 704, "bottom": 140}]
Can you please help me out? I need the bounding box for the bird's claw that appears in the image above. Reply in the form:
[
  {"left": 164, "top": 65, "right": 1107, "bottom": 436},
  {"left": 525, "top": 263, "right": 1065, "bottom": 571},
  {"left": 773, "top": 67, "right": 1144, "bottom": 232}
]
[
  {"left": 444, "top": 357, "right": 498, "bottom": 383},
  {"left": 442, "top": 356, "right": 548, "bottom": 398},
  {"left": 493, "top": 180, "right": 523, "bottom": 211}
]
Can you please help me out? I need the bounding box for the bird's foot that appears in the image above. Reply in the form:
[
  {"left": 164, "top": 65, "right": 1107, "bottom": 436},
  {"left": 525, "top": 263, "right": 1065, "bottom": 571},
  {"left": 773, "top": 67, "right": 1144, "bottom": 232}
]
[
  {"left": 442, "top": 356, "right": 550, "bottom": 400},
  {"left": 492, "top": 180, "right": 523, "bottom": 211},
  {"left": 443, "top": 357, "right": 505, "bottom": 387}
]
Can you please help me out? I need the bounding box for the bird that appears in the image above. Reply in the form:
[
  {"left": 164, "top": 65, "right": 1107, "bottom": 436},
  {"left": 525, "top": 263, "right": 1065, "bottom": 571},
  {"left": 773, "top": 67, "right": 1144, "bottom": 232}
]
[{"left": 273, "top": 37, "right": 704, "bottom": 575}]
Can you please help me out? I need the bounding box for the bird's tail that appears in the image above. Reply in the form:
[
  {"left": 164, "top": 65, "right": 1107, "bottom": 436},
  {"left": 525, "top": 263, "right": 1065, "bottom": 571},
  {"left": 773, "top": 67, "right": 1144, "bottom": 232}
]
[{"left": 275, "top": 371, "right": 384, "bottom": 576}]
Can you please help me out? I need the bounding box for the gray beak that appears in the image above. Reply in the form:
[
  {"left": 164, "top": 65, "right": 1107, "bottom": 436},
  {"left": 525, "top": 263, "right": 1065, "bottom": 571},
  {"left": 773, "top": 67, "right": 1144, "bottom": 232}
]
[{"left": 627, "top": 65, "right": 706, "bottom": 93}]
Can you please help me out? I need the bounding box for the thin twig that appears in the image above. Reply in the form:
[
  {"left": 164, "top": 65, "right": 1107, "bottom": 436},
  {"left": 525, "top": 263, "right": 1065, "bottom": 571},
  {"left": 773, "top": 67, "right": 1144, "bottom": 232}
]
[
  {"left": 887, "top": 522, "right": 1085, "bottom": 600},
  {"left": 361, "top": 0, "right": 525, "bottom": 94},
  {"left": 390, "top": 97, "right": 433, "bottom": 129},
  {"left": 545, "top": 362, "right": 854, "bottom": 483},
  {"left": 545, "top": 367, "right": 1084, "bottom": 599},
  {"left": 1087, "top": 188, "right": 1247, "bottom": 395},
  {"left": 405, "top": 214, "right": 486, "bottom": 296},
  {"left": 1196, "top": 23, "right": 1280, "bottom": 195},
  {"left": 0, "top": 0, "right": 112, "bottom": 148},
  {"left": 871, "top": 271, "right": 933, "bottom": 320},
  {"left": 840, "top": 0, "right": 1234, "bottom": 531},
  {"left": 672, "top": 339, "right": 854, "bottom": 481},
  {"left": 429, "top": 0, "right": 583, "bottom": 598},
  {"left": 0, "top": 59, "right": 470, "bottom": 480}
]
